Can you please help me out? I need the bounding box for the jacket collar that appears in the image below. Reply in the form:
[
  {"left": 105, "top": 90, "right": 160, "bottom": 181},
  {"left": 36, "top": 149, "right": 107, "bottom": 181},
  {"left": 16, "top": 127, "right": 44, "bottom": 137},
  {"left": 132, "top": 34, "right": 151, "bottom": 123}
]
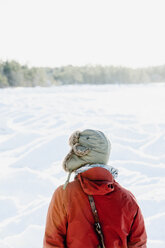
[{"left": 74, "top": 164, "right": 118, "bottom": 179}]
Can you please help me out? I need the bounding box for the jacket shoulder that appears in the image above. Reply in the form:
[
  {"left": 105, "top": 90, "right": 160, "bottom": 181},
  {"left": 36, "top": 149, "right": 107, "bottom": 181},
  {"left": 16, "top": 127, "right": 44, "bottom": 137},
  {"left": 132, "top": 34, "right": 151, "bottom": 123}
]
[
  {"left": 53, "top": 180, "right": 82, "bottom": 203},
  {"left": 114, "top": 181, "right": 139, "bottom": 212},
  {"left": 53, "top": 179, "right": 80, "bottom": 194}
]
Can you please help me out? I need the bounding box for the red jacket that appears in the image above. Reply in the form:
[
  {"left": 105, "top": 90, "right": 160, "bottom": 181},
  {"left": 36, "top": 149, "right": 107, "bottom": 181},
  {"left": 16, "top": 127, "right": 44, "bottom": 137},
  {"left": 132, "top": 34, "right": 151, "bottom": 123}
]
[{"left": 43, "top": 167, "right": 147, "bottom": 247}]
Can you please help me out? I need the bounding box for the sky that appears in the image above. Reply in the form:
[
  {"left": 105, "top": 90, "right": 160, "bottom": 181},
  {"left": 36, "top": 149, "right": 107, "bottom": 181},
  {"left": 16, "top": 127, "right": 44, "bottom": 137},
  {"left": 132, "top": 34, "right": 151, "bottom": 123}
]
[{"left": 0, "top": 0, "right": 165, "bottom": 68}]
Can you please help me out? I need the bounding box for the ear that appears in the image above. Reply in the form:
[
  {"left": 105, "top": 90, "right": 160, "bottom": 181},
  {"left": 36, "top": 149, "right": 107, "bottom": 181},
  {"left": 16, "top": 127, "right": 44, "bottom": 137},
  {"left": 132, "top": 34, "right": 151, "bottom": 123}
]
[{"left": 72, "top": 143, "right": 90, "bottom": 157}]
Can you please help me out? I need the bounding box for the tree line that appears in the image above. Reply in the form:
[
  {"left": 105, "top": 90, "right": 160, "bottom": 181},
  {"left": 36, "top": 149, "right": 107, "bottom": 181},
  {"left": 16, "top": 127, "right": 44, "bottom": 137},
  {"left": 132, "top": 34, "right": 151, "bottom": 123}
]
[{"left": 0, "top": 60, "right": 165, "bottom": 88}]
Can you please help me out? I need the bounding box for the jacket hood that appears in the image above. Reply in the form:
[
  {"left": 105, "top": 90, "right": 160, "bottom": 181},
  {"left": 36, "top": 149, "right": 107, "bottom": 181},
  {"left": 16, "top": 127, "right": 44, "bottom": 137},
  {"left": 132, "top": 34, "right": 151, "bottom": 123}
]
[{"left": 76, "top": 166, "right": 116, "bottom": 195}]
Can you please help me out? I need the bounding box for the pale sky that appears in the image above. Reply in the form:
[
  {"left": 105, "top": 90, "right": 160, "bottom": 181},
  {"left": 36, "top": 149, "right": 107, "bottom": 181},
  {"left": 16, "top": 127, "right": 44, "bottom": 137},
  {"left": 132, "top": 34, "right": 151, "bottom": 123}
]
[{"left": 0, "top": 0, "right": 165, "bottom": 68}]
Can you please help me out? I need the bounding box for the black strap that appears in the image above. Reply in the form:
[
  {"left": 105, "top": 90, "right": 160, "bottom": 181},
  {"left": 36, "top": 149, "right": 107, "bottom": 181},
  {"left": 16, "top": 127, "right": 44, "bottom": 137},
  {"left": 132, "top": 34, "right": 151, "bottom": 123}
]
[{"left": 88, "top": 195, "right": 105, "bottom": 248}]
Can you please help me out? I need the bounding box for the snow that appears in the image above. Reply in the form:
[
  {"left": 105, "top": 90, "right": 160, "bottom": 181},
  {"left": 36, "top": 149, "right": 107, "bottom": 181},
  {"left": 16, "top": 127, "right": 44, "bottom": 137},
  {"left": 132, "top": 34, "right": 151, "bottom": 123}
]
[{"left": 0, "top": 83, "right": 165, "bottom": 248}]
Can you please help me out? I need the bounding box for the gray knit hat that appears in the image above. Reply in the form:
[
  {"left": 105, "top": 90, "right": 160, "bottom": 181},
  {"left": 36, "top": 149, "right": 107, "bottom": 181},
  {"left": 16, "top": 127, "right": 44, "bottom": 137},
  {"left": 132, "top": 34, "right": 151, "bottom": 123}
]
[{"left": 63, "top": 129, "right": 111, "bottom": 188}]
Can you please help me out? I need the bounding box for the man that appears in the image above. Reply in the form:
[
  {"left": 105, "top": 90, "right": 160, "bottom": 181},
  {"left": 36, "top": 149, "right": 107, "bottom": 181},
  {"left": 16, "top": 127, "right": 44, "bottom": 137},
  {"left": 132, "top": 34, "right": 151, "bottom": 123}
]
[{"left": 43, "top": 129, "right": 147, "bottom": 247}]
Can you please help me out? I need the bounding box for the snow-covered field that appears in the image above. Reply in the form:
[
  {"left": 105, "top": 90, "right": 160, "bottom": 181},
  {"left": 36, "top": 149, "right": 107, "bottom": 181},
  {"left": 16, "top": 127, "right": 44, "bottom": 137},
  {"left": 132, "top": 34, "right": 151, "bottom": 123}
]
[{"left": 0, "top": 84, "right": 165, "bottom": 248}]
